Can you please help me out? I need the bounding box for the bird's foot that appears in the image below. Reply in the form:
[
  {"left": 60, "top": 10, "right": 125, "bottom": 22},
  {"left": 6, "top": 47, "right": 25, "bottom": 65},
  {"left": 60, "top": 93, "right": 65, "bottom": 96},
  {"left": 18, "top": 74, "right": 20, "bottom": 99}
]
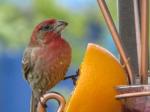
[
  {"left": 39, "top": 98, "right": 47, "bottom": 108},
  {"left": 64, "top": 69, "right": 79, "bottom": 85}
]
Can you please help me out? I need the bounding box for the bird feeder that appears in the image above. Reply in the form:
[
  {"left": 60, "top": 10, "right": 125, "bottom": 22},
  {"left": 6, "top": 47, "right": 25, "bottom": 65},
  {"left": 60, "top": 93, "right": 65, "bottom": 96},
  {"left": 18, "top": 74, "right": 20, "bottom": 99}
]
[{"left": 37, "top": 0, "right": 149, "bottom": 112}]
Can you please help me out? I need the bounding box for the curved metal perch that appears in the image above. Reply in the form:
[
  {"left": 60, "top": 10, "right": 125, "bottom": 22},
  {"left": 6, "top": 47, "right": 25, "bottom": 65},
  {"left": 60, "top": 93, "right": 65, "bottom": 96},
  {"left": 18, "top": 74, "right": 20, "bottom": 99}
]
[{"left": 37, "top": 92, "right": 66, "bottom": 112}]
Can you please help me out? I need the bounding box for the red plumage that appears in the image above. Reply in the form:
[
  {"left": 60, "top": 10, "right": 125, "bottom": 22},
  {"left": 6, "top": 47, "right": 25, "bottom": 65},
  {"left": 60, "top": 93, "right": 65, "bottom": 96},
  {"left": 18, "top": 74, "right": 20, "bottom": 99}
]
[{"left": 22, "top": 19, "right": 71, "bottom": 112}]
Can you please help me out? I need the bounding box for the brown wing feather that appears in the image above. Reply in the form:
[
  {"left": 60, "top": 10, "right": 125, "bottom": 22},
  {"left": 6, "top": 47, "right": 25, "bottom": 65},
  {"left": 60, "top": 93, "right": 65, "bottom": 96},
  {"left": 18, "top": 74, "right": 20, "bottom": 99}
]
[{"left": 22, "top": 48, "right": 32, "bottom": 80}]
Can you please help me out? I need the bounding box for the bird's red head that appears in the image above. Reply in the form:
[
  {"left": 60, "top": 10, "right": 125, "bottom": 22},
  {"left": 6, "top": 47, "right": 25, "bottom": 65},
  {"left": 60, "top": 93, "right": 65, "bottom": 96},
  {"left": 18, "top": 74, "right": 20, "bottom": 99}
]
[{"left": 30, "top": 19, "right": 68, "bottom": 46}]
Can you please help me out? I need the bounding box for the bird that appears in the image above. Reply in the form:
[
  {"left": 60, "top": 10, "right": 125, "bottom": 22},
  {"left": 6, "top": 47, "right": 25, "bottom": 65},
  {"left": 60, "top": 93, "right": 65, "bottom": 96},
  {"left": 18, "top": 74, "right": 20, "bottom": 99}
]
[{"left": 22, "top": 19, "right": 71, "bottom": 112}]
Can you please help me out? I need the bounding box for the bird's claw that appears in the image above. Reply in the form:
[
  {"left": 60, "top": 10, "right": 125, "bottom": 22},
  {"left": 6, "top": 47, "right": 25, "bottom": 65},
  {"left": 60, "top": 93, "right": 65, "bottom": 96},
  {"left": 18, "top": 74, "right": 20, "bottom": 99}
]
[
  {"left": 40, "top": 99, "right": 47, "bottom": 108},
  {"left": 72, "top": 77, "right": 77, "bottom": 85},
  {"left": 64, "top": 69, "right": 79, "bottom": 85}
]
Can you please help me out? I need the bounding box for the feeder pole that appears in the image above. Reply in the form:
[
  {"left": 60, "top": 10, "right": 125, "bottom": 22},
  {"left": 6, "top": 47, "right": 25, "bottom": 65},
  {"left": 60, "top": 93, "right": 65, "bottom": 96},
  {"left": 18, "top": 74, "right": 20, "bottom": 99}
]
[{"left": 118, "top": 0, "right": 139, "bottom": 84}]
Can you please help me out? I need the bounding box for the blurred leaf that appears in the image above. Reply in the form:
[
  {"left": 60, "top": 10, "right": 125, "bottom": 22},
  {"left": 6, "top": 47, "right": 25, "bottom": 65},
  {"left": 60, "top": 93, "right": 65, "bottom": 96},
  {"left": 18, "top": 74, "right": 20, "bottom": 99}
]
[{"left": 0, "top": 0, "right": 118, "bottom": 54}]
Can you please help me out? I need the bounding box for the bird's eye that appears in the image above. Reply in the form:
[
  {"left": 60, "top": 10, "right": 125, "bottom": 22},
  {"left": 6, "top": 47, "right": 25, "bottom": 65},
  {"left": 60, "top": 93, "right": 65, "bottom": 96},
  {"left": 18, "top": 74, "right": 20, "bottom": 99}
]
[{"left": 41, "top": 25, "right": 53, "bottom": 31}]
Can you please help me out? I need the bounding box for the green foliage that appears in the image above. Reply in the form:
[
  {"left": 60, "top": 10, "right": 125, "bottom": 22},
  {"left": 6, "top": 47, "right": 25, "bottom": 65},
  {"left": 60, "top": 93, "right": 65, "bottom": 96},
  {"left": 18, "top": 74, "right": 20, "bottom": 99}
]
[
  {"left": 0, "top": 0, "right": 91, "bottom": 49},
  {"left": 0, "top": 0, "right": 120, "bottom": 64},
  {"left": 0, "top": 0, "right": 119, "bottom": 49},
  {"left": 0, "top": 4, "right": 34, "bottom": 48},
  {"left": 33, "top": 0, "right": 88, "bottom": 37}
]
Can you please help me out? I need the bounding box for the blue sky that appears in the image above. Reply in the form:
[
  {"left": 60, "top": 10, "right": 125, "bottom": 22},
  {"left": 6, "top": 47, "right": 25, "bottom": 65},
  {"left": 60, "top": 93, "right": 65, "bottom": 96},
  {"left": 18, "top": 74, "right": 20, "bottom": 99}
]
[{"left": 55, "top": 0, "right": 96, "bottom": 12}]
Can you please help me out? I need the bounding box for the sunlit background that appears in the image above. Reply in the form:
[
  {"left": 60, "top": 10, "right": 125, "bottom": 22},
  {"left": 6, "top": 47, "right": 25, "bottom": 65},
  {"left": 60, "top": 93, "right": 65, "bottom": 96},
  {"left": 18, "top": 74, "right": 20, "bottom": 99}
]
[{"left": 0, "top": 0, "right": 118, "bottom": 112}]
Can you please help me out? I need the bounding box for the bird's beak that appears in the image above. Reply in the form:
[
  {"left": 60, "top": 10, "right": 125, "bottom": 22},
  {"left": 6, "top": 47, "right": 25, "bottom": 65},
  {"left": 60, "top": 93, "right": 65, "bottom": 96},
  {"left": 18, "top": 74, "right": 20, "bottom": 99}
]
[{"left": 54, "top": 20, "right": 68, "bottom": 33}]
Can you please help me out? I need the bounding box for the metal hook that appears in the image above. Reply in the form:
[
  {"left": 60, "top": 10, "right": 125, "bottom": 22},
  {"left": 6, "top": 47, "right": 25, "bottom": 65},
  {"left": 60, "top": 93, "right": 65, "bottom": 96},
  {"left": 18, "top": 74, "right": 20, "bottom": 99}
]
[{"left": 37, "top": 92, "right": 66, "bottom": 112}]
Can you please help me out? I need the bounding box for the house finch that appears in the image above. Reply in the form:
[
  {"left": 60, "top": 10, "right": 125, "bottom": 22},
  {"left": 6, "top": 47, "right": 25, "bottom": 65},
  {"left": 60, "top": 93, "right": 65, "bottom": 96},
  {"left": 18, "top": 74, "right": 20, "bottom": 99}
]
[{"left": 22, "top": 19, "right": 71, "bottom": 112}]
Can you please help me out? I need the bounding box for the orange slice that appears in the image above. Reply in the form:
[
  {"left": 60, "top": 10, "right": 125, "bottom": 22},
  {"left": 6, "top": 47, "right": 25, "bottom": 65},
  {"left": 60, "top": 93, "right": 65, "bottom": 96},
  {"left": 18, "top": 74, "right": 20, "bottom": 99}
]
[{"left": 65, "top": 43, "right": 127, "bottom": 112}]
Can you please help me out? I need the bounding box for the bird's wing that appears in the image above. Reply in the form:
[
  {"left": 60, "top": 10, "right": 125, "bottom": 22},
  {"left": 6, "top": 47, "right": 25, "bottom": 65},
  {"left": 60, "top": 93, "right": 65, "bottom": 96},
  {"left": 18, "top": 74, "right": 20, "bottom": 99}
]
[{"left": 22, "top": 48, "right": 32, "bottom": 80}]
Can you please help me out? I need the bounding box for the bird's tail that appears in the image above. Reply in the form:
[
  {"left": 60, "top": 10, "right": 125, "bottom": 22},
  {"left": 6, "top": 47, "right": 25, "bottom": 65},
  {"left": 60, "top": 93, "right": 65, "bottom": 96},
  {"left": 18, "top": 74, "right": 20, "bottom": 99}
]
[{"left": 30, "top": 92, "right": 38, "bottom": 112}]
